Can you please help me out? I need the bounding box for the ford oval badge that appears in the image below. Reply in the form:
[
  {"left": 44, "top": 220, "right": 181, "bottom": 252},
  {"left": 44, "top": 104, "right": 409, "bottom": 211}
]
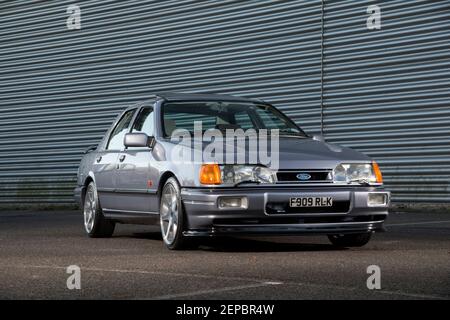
[{"left": 296, "top": 173, "right": 312, "bottom": 181}]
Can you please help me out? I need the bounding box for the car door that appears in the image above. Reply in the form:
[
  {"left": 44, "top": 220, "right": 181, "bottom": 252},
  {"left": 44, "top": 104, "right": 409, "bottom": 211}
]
[
  {"left": 114, "top": 106, "right": 159, "bottom": 214},
  {"left": 93, "top": 108, "right": 136, "bottom": 211}
]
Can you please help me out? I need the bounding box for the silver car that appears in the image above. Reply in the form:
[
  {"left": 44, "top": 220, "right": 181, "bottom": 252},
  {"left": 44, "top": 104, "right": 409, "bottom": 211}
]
[{"left": 75, "top": 93, "right": 390, "bottom": 250}]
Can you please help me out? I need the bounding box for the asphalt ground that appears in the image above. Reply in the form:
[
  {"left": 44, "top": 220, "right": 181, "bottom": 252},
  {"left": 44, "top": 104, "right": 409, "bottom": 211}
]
[{"left": 0, "top": 210, "right": 449, "bottom": 300}]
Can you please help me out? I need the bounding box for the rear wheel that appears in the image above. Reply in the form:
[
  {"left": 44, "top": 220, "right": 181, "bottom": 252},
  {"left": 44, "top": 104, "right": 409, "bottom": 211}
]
[
  {"left": 328, "top": 233, "right": 372, "bottom": 247},
  {"left": 159, "top": 177, "right": 193, "bottom": 250},
  {"left": 83, "top": 181, "right": 115, "bottom": 238}
]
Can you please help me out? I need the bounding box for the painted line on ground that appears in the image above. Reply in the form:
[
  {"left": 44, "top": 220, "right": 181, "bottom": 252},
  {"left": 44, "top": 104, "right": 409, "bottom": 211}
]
[{"left": 150, "top": 282, "right": 281, "bottom": 300}]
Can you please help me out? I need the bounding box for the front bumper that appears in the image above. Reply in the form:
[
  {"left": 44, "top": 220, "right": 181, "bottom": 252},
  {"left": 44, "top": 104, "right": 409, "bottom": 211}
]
[{"left": 181, "top": 186, "right": 390, "bottom": 236}]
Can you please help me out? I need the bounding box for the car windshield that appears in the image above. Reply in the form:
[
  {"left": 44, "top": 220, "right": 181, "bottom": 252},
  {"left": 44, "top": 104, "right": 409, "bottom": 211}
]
[{"left": 162, "top": 102, "right": 307, "bottom": 137}]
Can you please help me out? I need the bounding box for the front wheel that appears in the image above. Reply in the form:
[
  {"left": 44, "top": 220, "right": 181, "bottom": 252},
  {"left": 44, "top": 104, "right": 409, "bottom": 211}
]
[
  {"left": 83, "top": 181, "right": 115, "bottom": 238},
  {"left": 328, "top": 233, "right": 372, "bottom": 247},
  {"left": 159, "top": 177, "right": 193, "bottom": 250}
]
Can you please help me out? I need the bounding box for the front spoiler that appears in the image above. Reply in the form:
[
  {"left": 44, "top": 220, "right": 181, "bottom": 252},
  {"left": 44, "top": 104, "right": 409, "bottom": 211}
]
[{"left": 183, "top": 220, "right": 386, "bottom": 237}]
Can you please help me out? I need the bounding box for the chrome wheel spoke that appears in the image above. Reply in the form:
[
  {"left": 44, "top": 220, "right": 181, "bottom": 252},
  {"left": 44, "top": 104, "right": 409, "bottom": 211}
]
[
  {"left": 171, "top": 214, "right": 178, "bottom": 236},
  {"left": 88, "top": 189, "right": 94, "bottom": 202},
  {"left": 87, "top": 212, "right": 93, "bottom": 225},
  {"left": 171, "top": 199, "right": 177, "bottom": 213},
  {"left": 162, "top": 193, "right": 170, "bottom": 206},
  {"left": 165, "top": 218, "right": 173, "bottom": 240},
  {"left": 172, "top": 210, "right": 178, "bottom": 226},
  {"left": 160, "top": 203, "right": 170, "bottom": 221}
]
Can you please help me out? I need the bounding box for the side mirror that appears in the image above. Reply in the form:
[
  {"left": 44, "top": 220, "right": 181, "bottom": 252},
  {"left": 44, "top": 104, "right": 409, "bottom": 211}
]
[
  {"left": 312, "top": 134, "right": 325, "bottom": 142},
  {"left": 124, "top": 133, "right": 155, "bottom": 148}
]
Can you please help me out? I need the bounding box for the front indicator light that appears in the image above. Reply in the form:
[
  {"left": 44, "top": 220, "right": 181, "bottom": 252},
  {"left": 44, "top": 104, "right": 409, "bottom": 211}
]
[
  {"left": 372, "top": 162, "right": 383, "bottom": 184},
  {"left": 199, "top": 164, "right": 222, "bottom": 185}
]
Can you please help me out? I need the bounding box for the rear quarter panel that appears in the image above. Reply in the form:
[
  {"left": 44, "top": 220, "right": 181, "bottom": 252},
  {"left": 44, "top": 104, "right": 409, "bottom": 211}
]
[{"left": 77, "top": 151, "right": 97, "bottom": 187}]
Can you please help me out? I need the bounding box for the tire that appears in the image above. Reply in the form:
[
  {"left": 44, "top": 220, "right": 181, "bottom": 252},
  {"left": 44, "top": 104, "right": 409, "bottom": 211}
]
[
  {"left": 159, "top": 177, "right": 192, "bottom": 250},
  {"left": 328, "top": 233, "right": 372, "bottom": 248},
  {"left": 83, "top": 181, "right": 115, "bottom": 238}
]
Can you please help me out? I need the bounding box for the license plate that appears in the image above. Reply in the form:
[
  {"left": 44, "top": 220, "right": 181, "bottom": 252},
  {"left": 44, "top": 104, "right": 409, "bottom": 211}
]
[{"left": 289, "top": 197, "right": 333, "bottom": 207}]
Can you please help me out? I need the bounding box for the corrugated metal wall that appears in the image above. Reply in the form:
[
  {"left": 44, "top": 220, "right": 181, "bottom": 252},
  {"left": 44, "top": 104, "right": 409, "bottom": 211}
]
[
  {"left": 0, "top": 0, "right": 323, "bottom": 204},
  {"left": 322, "top": 0, "right": 450, "bottom": 202},
  {"left": 0, "top": 0, "right": 448, "bottom": 205}
]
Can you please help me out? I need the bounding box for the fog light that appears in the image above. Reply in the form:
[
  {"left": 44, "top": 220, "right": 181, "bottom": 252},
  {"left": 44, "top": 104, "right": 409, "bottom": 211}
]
[
  {"left": 218, "top": 197, "right": 248, "bottom": 209},
  {"left": 368, "top": 193, "right": 388, "bottom": 206}
]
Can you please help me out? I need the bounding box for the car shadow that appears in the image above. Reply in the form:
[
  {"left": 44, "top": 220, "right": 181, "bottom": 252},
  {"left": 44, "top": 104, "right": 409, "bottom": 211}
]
[
  {"left": 197, "top": 237, "right": 346, "bottom": 252},
  {"left": 125, "top": 231, "right": 345, "bottom": 252},
  {"left": 116, "top": 231, "right": 163, "bottom": 241}
]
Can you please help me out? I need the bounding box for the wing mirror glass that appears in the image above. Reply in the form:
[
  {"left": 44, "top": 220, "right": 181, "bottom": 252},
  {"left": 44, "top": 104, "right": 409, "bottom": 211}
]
[{"left": 124, "top": 133, "right": 155, "bottom": 149}]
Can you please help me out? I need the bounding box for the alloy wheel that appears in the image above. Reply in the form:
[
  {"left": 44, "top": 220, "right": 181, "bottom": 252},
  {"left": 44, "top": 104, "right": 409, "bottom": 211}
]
[
  {"left": 160, "top": 184, "right": 179, "bottom": 245},
  {"left": 84, "top": 184, "right": 96, "bottom": 233}
]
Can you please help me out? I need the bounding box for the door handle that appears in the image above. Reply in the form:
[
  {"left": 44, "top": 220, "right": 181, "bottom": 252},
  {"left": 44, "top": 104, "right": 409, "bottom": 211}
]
[
  {"left": 119, "top": 154, "right": 126, "bottom": 162},
  {"left": 96, "top": 156, "right": 102, "bottom": 163}
]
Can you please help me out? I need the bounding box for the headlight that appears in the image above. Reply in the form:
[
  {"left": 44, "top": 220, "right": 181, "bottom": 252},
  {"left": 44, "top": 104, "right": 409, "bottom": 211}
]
[
  {"left": 200, "top": 164, "right": 277, "bottom": 185},
  {"left": 222, "top": 165, "right": 277, "bottom": 185},
  {"left": 333, "top": 164, "right": 347, "bottom": 182},
  {"left": 254, "top": 166, "right": 276, "bottom": 183},
  {"left": 333, "top": 162, "right": 383, "bottom": 185}
]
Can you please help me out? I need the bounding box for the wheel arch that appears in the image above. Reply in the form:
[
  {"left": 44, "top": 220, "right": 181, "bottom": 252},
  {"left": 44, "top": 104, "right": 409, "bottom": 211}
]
[
  {"left": 157, "top": 170, "right": 176, "bottom": 191},
  {"left": 157, "top": 171, "right": 182, "bottom": 203},
  {"left": 81, "top": 172, "right": 96, "bottom": 205}
]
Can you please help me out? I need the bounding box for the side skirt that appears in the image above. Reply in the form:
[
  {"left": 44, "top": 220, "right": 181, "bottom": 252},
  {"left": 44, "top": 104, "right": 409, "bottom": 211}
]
[{"left": 102, "top": 208, "right": 160, "bottom": 225}]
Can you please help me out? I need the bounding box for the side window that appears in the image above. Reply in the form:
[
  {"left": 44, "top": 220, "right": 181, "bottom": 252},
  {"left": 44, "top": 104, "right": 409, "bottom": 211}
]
[
  {"left": 234, "top": 111, "right": 254, "bottom": 130},
  {"left": 254, "top": 107, "right": 290, "bottom": 130},
  {"left": 106, "top": 109, "right": 135, "bottom": 150},
  {"left": 132, "top": 108, "right": 154, "bottom": 136}
]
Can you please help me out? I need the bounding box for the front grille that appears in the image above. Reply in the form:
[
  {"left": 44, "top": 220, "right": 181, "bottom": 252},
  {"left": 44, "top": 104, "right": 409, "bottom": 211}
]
[
  {"left": 265, "top": 200, "right": 350, "bottom": 214},
  {"left": 276, "top": 169, "right": 332, "bottom": 183}
]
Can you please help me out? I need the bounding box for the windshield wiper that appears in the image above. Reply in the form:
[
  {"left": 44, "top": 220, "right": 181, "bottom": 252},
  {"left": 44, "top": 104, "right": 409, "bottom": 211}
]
[{"left": 276, "top": 130, "right": 307, "bottom": 138}]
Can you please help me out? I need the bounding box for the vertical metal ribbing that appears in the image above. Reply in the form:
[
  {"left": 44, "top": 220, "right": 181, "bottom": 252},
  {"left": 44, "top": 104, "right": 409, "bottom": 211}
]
[
  {"left": 322, "top": 0, "right": 450, "bottom": 203},
  {"left": 320, "top": 0, "right": 325, "bottom": 137},
  {"left": 0, "top": 0, "right": 323, "bottom": 204},
  {"left": 0, "top": 1, "right": 448, "bottom": 204}
]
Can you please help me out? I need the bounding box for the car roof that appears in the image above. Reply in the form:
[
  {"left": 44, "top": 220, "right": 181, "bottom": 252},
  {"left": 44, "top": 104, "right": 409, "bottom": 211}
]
[
  {"left": 124, "top": 92, "right": 266, "bottom": 112},
  {"left": 154, "top": 92, "right": 264, "bottom": 104}
]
